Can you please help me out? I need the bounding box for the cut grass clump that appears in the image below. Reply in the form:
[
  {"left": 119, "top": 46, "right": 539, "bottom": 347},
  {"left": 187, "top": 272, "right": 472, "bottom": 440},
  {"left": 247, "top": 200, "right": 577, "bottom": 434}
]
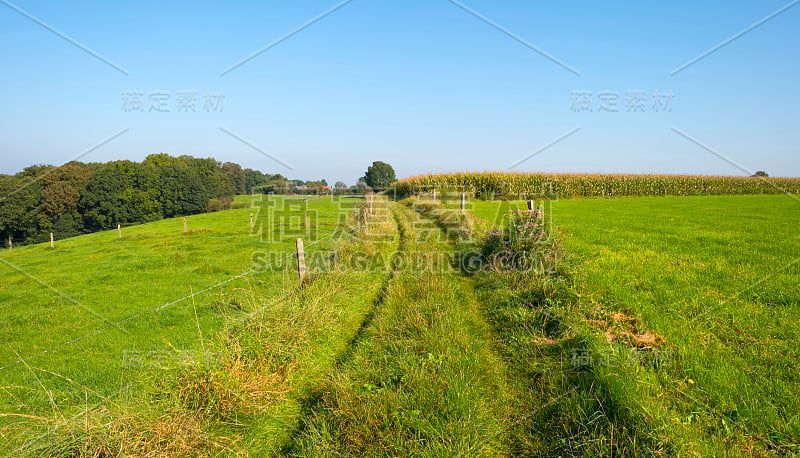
[{"left": 477, "top": 208, "right": 566, "bottom": 277}]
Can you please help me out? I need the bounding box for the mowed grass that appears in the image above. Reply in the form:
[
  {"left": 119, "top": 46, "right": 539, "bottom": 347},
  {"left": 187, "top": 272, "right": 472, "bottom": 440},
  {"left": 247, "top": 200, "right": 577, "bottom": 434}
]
[
  {"left": 0, "top": 195, "right": 359, "bottom": 426},
  {"left": 468, "top": 195, "right": 800, "bottom": 453}
]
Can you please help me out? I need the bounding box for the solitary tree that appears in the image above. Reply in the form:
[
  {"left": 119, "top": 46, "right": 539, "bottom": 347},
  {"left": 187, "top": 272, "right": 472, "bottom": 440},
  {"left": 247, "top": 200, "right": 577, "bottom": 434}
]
[
  {"left": 752, "top": 171, "right": 769, "bottom": 177},
  {"left": 363, "top": 161, "right": 396, "bottom": 190}
]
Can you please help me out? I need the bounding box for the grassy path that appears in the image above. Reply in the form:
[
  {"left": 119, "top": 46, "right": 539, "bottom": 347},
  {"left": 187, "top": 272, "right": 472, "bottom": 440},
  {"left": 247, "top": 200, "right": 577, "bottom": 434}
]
[
  {"left": 285, "top": 198, "right": 655, "bottom": 456},
  {"left": 285, "top": 203, "right": 513, "bottom": 456}
]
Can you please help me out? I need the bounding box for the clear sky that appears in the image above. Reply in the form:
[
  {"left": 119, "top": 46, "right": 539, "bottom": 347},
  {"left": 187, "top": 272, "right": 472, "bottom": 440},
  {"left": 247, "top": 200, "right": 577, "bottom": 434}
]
[{"left": 1, "top": 0, "right": 799, "bottom": 184}]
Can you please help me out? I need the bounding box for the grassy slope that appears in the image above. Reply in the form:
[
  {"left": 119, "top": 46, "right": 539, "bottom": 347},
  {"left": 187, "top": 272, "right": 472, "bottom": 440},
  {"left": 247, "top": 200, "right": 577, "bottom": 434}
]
[
  {"left": 0, "top": 195, "right": 373, "bottom": 453},
  {"left": 469, "top": 195, "right": 800, "bottom": 454}
]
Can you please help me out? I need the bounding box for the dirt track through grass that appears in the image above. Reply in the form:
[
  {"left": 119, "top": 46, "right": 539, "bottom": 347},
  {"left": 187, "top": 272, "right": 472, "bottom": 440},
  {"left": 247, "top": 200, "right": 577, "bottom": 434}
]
[
  {"left": 284, "top": 202, "right": 513, "bottom": 456},
  {"left": 279, "top": 203, "right": 408, "bottom": 454}
]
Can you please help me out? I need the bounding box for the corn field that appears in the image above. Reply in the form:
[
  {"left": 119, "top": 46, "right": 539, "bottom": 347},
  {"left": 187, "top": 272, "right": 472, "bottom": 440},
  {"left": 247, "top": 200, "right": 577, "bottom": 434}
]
[{"left": 393, "top": 172, "right": 800, "bottom": 199}]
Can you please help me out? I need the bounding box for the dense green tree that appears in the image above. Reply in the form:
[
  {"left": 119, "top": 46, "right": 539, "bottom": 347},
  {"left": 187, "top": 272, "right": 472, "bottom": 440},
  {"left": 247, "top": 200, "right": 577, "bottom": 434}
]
[
  {"left": 244, "top": 169, "right": 267, "bottom": 193},
  {"left": 0, "top": 175, "right": 41, "bottom": 243},
  {"left": 143, "top": 153, "right": 177, "bottom": 167},
  {"left": 363, "top": 161, "right": 396, "bottom": 190},
  {"left": 16, "top": 164, "right": 51, "bottom": 180},
  {"left": 38, "top": 163, "right": 92, "bottom": 235},
  {"left": 222, "top": 162, "right": 247, "bottom": 195},
  {"left": 264, "top": 177, "right": 291, "bottom": 194},
  {"left": 0, "top": 154, "right": 316, "bottom": 246},
  {"left": 178, "top": 169, "right": 209, "bottom": 214},
  {"left": 300, "top": 180, "right": 330, "bottom": 194},
  {"left": 184, "top": 156, "right": 230, "bottom": 198},
  {"left": 80, "top": 165, "right": 128, "bottom": 230}
]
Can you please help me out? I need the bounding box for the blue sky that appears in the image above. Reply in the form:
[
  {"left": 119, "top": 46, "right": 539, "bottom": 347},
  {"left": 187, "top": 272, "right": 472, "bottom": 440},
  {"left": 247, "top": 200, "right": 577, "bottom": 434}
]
[{"left": 1, "top": 0, "right": 799, "bottom": 183}]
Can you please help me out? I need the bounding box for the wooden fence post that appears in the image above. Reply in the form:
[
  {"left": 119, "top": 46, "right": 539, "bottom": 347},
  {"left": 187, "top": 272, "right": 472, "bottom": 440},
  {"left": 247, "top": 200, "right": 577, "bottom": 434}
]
[
  {"left": 432, "top": 188, "right": 436, "bottom": 203},
  {"left": 183, "top": 218, "right": 187, "bottom": 233},
  {"left": 461, "top": 193, "right": 466, "bottom": 212},
  {"left": 296, "top": 238, "right": 306, "bottom": 285},
  {"left": 50, "top": 232, "right": 54, "bottom": 248},
  {"left": 8, "top": 235, "right": 11, "bottom": 250},
  {"left": 118, "top": 224, "right": 122, "bottom": 239},
  {"left": 527, "top": 200, "right": 534, "bottom": 211},
  {"left": 250, "top": 213, "right": 254, "bottom": 230}
]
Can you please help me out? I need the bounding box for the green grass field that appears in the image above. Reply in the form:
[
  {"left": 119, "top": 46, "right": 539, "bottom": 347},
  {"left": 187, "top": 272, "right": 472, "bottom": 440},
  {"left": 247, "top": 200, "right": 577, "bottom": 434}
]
[
  {"left": 468, "top": 195, "right": 800, "bottom": 454},
  {"left": 2, "top": 193, "right": 798, "bottom": 455},
  {"left": 0, "top": 195, "right": 368, "bottom": 449}
]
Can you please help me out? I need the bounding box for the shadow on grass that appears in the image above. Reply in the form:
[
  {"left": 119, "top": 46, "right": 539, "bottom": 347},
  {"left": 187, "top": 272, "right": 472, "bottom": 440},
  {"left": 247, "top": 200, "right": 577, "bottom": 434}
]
[{"left": 279, "top": 208, "right": 407, "bottom": 455}]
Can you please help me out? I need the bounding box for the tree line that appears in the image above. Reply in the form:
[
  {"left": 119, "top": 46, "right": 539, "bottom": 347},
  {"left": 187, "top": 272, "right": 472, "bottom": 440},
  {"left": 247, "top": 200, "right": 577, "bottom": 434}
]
[
  {"left": 0, "top": 154, "right": 318, "bottom": 246},
  {"left": 0, "top": 157, "right": 398, "bottom": 247}
]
